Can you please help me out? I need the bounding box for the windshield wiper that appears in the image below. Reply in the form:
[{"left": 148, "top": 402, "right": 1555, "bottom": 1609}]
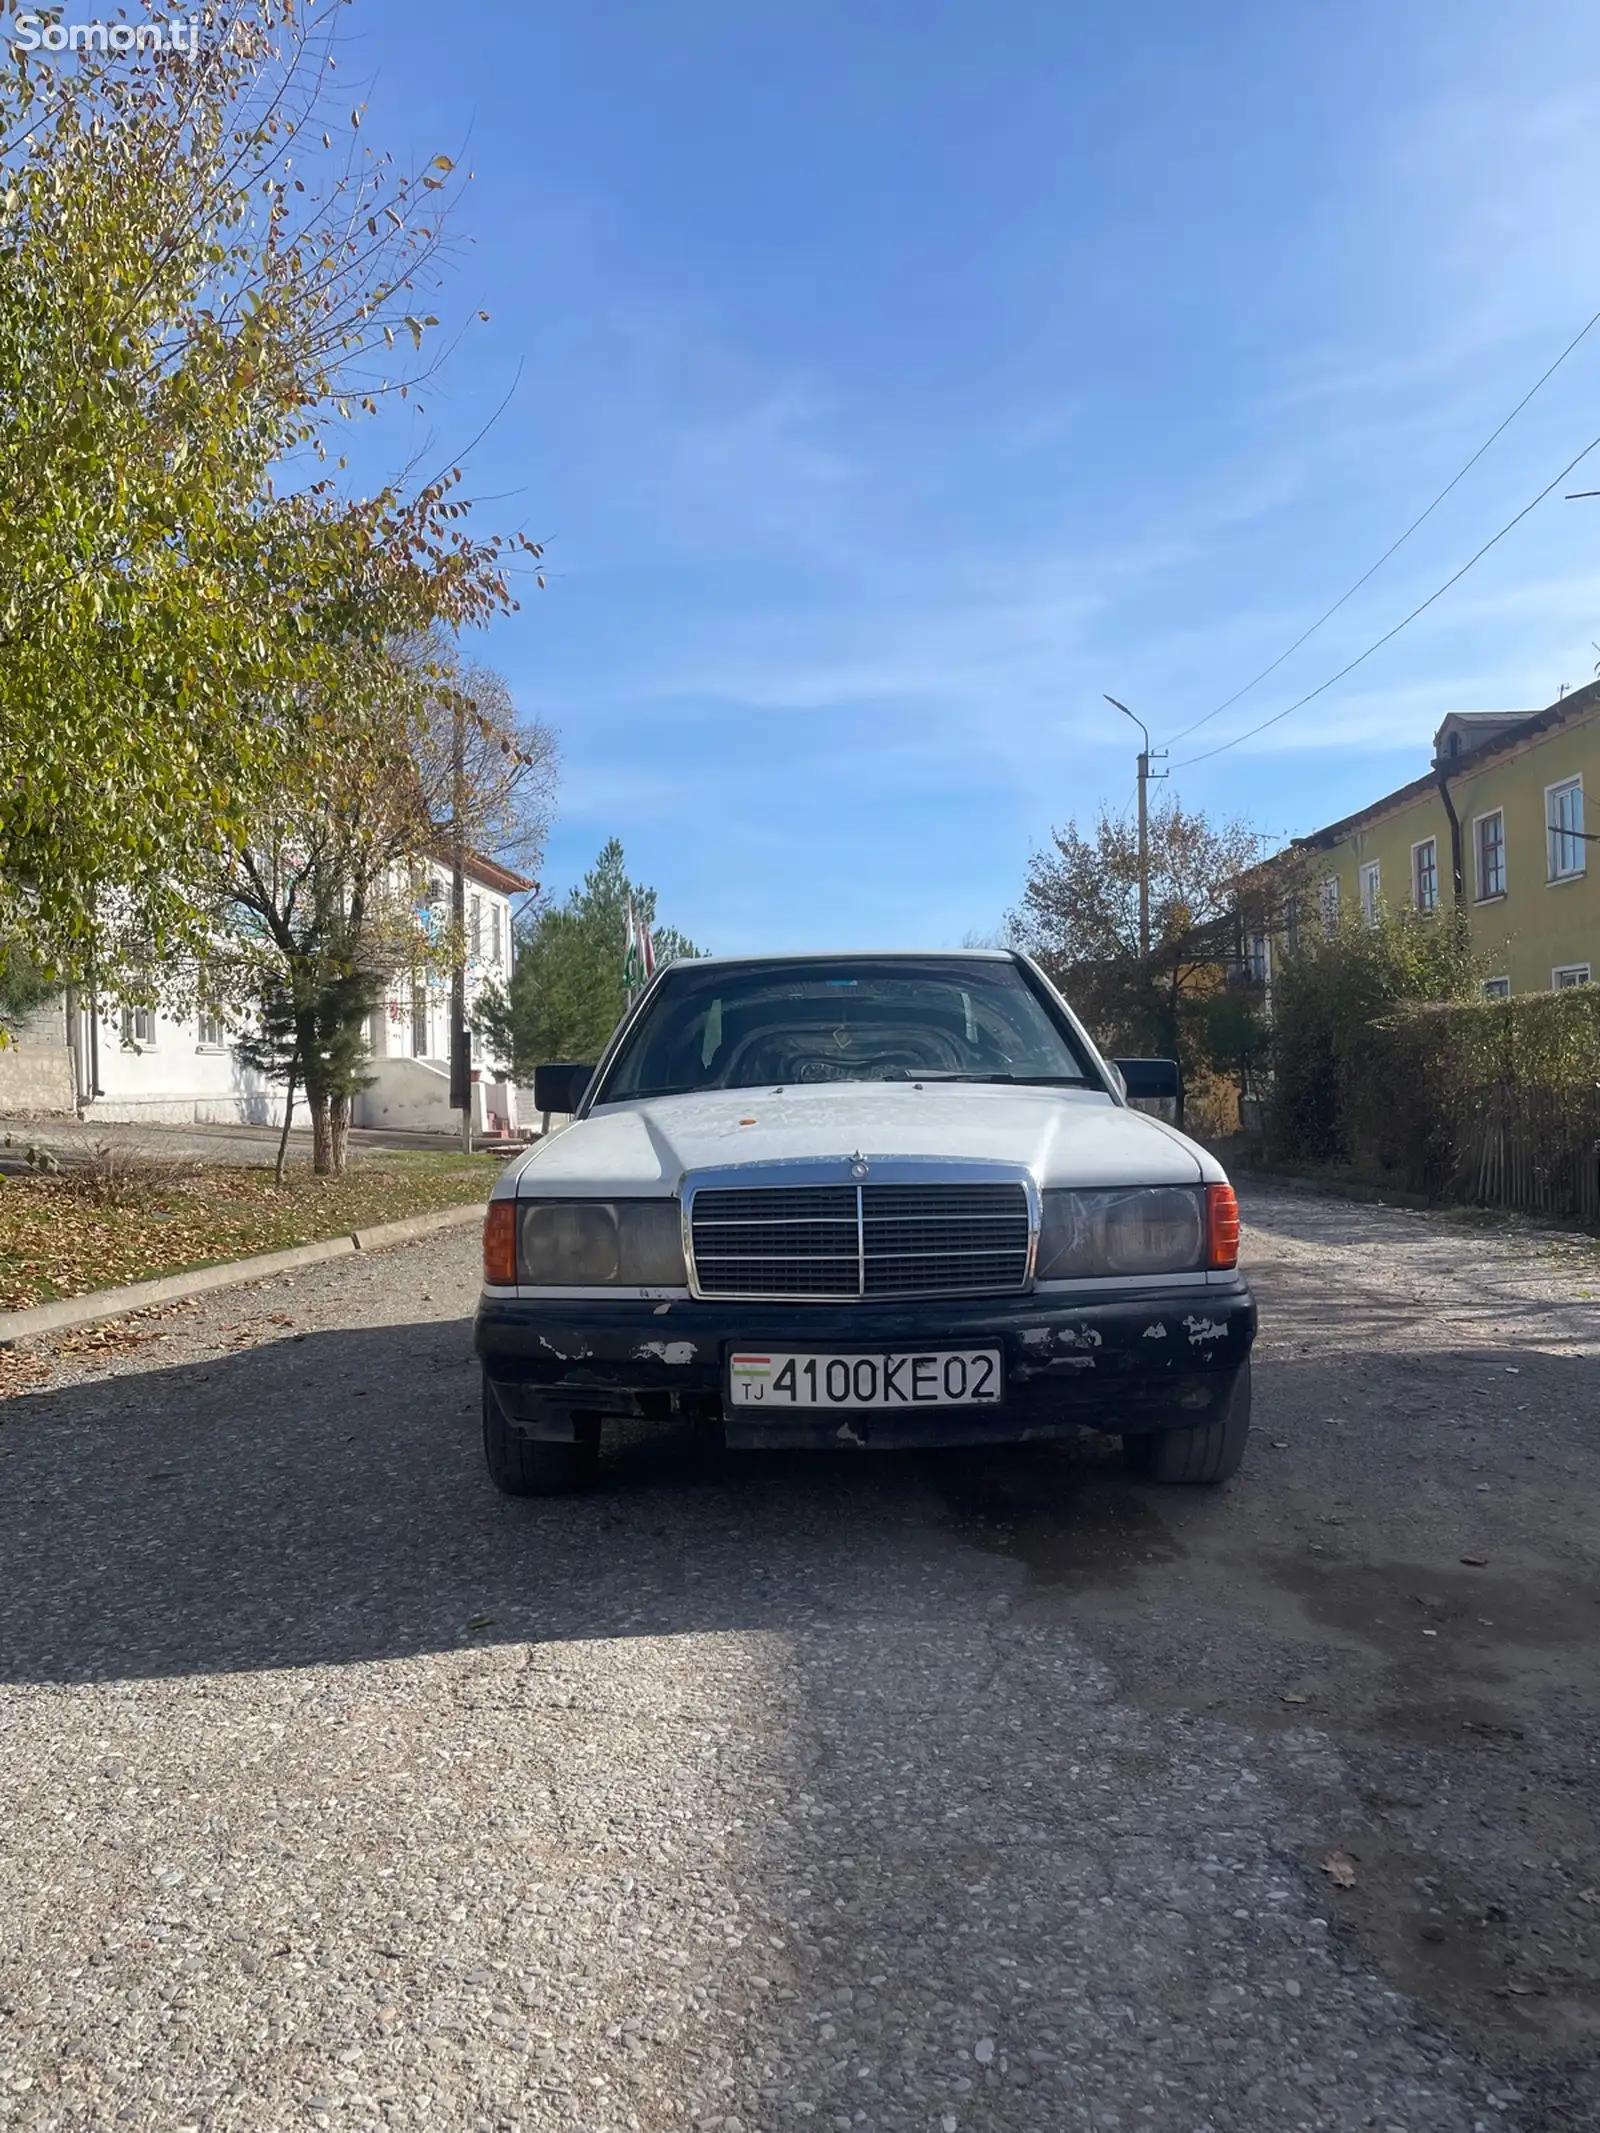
[{"left": 883, "top": 1071, "right": 1083, "bottom": 1085}]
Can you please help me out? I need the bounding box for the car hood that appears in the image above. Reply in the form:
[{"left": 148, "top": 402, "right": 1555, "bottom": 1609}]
[{"left": 509, "top": 1082, "right": 1211, "bottom": 1195}]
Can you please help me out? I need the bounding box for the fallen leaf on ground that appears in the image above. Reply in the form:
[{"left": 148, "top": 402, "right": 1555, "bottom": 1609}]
[
  {"left": 1280, "top": 1691, "right": 1310, "bottom": 1704},
  {"left": 1320, "top": 1851, "right": 1358, "bottom": 1888},
  {"left": 1460, "top": 1554, "right": 1489, "bottom": 1566}
]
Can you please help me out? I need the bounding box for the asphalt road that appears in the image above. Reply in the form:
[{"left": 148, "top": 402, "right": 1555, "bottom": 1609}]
[{"left": 0, "top": 1185, "right": 1597, "bottom": 2133}]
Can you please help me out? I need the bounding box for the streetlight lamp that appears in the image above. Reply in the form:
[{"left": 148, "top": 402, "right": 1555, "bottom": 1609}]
[{"left": 1105, "top": 695, "right": 1166, "bottom": 961}]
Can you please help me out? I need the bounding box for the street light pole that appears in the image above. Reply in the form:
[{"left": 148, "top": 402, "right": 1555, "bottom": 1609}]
[
  {"left": 450, "top": 693, "right": 473, "bottom": 1154},
  {"left": 1104, "top": 696, "right": 1167, "bottom": 961}
]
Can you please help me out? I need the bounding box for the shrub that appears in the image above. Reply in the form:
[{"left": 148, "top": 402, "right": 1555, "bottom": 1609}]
[
  {"left": 1269, "top": 910, "right": 1600, "bottom": 1220},
  {"left": 34, "top": 1135, "right": 205, "bottom": 1208},
  {"left": 1267, "top": 908, "right": 1481, "bottom": 1165},
  {"left": 1365, "top": 989, "right": 1600, "bottom": 1213}
]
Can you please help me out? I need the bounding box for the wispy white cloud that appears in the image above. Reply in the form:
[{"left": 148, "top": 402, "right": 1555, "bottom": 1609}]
[
  {"left": 471, "top": 2, "right": 1600, "bottom": 940},
  {"left": 653, "top": 384, "right": 858, "bottom": 554}
]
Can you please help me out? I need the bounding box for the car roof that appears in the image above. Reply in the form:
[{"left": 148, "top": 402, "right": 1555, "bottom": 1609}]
[{"left": 659, "top": 948, "right": 1020, "bottom": 970}]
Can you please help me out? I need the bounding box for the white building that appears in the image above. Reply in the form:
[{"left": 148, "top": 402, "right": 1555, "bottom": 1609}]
[
  {"left": 0, "top": 852, "right": 532, "bottom": 1135},
  {"left": 359, "top": 853, "right": 531, "bottom": 1136}
]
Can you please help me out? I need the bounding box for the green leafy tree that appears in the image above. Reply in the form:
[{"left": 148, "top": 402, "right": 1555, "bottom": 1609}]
[
  {"left": 1268, "top": 905, "right": 1481, "bottom": 1164},
  {"left": 475, "top": 839, "right": 699, "bottom": 1079},
  {"left": 212, "top": 640, "right": 556, "bottom": 1175},
  {"left": 0, "top": 2, "right": 533, "bottom": 986},
  {"left": 0, "top": 942, "right": 57, "bottom": 1043}
]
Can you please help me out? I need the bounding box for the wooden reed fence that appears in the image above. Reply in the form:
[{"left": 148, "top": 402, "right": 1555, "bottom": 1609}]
[{"left": 1454, "top": 1084, "right": 1600, "bottom": 1227}]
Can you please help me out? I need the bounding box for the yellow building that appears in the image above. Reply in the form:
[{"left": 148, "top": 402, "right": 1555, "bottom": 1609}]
[{"left": 1265, "top": 681, "right": 1599, "bottom": 996}]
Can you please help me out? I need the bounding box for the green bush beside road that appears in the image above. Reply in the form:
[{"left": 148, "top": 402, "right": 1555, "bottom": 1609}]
[{"left": 1267, "top": 912, "right": 1600, "bottom": 1224}]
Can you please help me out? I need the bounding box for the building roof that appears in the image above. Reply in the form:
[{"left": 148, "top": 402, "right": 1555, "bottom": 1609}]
[
  {"left": 1293, "top": 769, "right": 1441, "bottom": 853},
  {"left": 462, "top": 851, "right": 538, "bottom": 897},
  {"left": 1291, "top": 679, "right": 1600, "bottom": 853},
  {"left": 1433, "top": 711, "right": 1535, "bottom": 760},
  {"left": 425, "top": 848, "right": 538, "bottom": 896}
]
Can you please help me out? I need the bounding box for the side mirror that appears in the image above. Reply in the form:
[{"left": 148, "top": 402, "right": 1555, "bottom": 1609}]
[
  {"left": 533, "top": 1061, "right": 595, "bottom": 1114},
  {"left": 1112, "top": 1058, "right": 1180, "bottom": 1102}
]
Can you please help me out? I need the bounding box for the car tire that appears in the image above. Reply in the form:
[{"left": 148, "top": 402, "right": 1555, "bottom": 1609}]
[
  {"left": 482, "top": 1377, "right": 599, "bottom": 1496},
  {"left": 1124, "top": 1360, "right": 1252, "bottom": 1485}
]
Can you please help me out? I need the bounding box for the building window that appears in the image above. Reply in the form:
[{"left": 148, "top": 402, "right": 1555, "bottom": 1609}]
[
  {"left": 1475, "top": 810, "right": 1506, "bottom": 899},
  {"left": 1283, "top": 896, "right": 1300, "bottom": 956},
  {"left": 1319, "top": 877, "right": 1339, "bottom": 933},
  {"left": 489, "top": 902, "right": 503, "bottom": 965},
  {"left": 1547, "top": 778, "right": 1586, "bottom": 881},
  {"left": 1483, "top": 977, "right": 1511, "bottom": 1000},
  {"left": 1412, "top": 838, "right": 1438, "bottom": 913},
  {"left": 1245, "top": 933, "right": 1270, "bottom": 985},
  {"left": 1553, "top": 964, "right": 1591, "bottom": 989},
  {"left": 196, "top": 1007, "right": 226, "bottom": 1050},
  {"left": 411, "top": 983, "right": 429, "bottom": 1058},
  {"left": 120, "top": 1005, "right": 156, "bottom": 1048},
  {"left": 1358, "top": 860, "right": 1380, "bottom": 925},
  {"left": 469, "top": 892, "right": 483, "bottom": 959}
]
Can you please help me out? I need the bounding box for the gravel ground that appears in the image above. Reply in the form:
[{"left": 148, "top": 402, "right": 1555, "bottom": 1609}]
[{"left": 0, "top": 1185, "right": 1596, "bottom": 2132}]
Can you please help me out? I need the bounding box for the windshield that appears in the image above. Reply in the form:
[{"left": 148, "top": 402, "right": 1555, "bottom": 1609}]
[{"left": 592, "top": 956, "right": 1096, "bottom": 1102}]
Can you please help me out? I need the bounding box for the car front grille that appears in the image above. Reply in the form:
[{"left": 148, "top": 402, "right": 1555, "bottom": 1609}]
[{"left": 689, "top": 1181, "right": 1033, "bottom": 1299}]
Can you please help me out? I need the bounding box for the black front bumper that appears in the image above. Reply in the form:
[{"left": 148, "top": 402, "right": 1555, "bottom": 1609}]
[{"left": 475, "top": 1280, "right": 1257, "bottom": 1449}]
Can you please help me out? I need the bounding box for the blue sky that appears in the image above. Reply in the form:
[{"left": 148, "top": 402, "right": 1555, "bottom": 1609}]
[{"left": 342, "top": 0, "right": 1600, "bottom": 950}]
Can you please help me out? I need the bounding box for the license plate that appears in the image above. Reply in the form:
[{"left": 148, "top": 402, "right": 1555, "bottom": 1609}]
[{"left": 727, "top": 1348, "right": 1003, "bottom": 1410}]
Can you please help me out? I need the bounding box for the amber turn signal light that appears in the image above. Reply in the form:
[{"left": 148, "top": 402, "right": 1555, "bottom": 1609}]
[
  {"left": 483, "top": 1200, "right": 518, "bottom": 1286},
  {"left": 1206, "top": 1182, "right": 1240, "bottom": 1270}
]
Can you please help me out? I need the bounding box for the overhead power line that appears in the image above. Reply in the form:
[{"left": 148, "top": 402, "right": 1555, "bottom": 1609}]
[
  {"left": 1172, "top": 428, "right": 1600, "bottom": 770},
  {"left": 1166, "top": 301, "right": 1600, "bottom": 752}
]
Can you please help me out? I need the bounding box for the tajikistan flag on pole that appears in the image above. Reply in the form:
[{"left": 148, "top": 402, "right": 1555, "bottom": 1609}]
[{"left": 623, "top": 901, "right": 655, "bottom": 998}]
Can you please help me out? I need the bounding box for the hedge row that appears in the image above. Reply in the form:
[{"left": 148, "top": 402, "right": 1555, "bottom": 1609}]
[{"left": 1266, "top": 914, "right": 1600, "bottom": 1222}]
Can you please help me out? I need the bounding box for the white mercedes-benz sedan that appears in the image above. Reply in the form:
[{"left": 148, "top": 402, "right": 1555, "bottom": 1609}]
[{"left": 475, "top": 951, "right": 1255, "bottom": 1495}]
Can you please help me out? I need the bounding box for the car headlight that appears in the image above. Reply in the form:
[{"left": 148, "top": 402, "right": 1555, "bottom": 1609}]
[
  {"left": 517, "top": 1199, "right": 687, "bottom": 1286},
  {"left": 1036, "top": 1187, "right": 1205, "bottom": 1279}
]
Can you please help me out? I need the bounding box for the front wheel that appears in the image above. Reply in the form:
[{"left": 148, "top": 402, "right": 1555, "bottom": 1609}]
[
  {"left": 482, "top": 1377, "right": 599, "bottom": 1496},
  {"left": 1124, "top": 1360, "right": 1252, "bottom": 1485}
]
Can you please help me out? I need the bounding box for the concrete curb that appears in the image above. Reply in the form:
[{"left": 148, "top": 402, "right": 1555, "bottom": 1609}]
[{"left": 0, "top": 1200, "right": 485, "bottom": 1349}]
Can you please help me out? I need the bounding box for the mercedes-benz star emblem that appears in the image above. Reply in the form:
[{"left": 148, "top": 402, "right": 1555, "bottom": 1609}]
[{"left": 849, "top": 1153, "right": 869, "bottom": 1179}]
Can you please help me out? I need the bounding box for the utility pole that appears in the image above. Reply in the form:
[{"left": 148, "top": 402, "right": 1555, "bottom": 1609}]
[
  {"left": 1104, "top": 696, "right": 1167, "bottom": 960},
  {"left": 449, "top": 693, "right": 473, "bottom": 1153}
]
